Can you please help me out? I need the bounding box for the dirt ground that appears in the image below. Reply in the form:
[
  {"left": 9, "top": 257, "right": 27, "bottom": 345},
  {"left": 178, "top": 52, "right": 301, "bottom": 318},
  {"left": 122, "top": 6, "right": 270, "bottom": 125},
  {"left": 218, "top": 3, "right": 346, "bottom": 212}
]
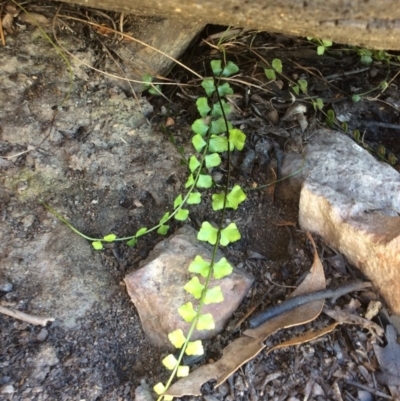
[{"left": 1, "top": 3, "right": 400, "bottom": 401}]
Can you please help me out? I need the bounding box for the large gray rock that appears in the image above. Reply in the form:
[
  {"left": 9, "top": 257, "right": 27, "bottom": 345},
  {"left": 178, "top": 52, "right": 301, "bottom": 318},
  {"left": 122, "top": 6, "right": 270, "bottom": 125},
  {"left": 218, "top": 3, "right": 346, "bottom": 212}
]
[
  {"left": 57, "top": 0, "right": 400, "bottom": 50},
  {"left": 285, "top": 130, "right": 400, "bottom": 314},
  {"left": 124, "top": 225, "right": 254, "bottom": 347}
]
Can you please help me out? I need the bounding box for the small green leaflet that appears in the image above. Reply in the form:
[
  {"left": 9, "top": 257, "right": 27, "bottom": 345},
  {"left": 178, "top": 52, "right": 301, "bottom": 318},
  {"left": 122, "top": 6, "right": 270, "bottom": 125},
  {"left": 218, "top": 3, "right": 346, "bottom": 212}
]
[
  {"left": 186, "top": 340, "right": 204, "bottom": 355},
  {"left": 168, "top": 329, "right": 186, "bottom": 348},
  {"left": 229, "top": 128, "right": 246, "bottom": 151},
  {"left": 317, "top": 45, "right": 326, "bottom": 55},
  {"left": 352, "top": 94, "right": 361, "bottom": 103},
  {"left": 103, "top": 234, "right": 116, "bottom": 242},
  {"left": 217, "top": 82, "right": 234, "bottom": 96},
  {"left": 185, "top": 174, "right": 195, "bottom": 188},
  {"left": 192, "top": 119, "right": 209, "bottom": 136},
  {"left": 154, "top": 383, "right": 172, "bottom": 400},
  {"left": 175, "top": 209, "right": 189, "bottom": 221},
  {"left": 197, "top": 222, "right": 218, "bottom": 245},
  {"left": 292, "top": 85, "right": 300, "bottom": 96},
  {"left": 205, "top": 153, "right": 221, "bottom": 168},
  {"left": 196, "top": 97, "right": 211, "bottom": 118},
  {"left": 209, "top": 135, "right": 228, "bottom": 153},
  {"left": 322, "top": 39, "right": 332, "bottom": 47},
  {"left": 222, "top": 61, "right": 239, "bottom": 77},
  {"left": 187, "top": 192, "right": 201, "bottom": 205},
  {"left": 211, "top": 100, "right": 232, "bottom": 117},
  {"left": 178, "top": 302, "right": 197, "bottom": 323},
  {"left": 136, "top": 227, "right": 147, "bottom": 237},
  {"left": 196, "top": 174, "right": 212, "bottom": 189},
  {"left": 162, "top": 354, "right": 178, "bottom": 370},
  {"left": 201, "top": 79, "right": 216, "bottom": 96},
  {"left": 157, "top": 225, "right": 169, "bottom": 235},
  {"left": 197, "top": 313, "right": 215, "bottom": 330},
  {"left": 298, "top": 79, "right": 308, "bottom": 93},
  {"left": 126, "top": 238, "right": 137, "bottom": 247},
  {"left": 213, "top": 257, "right": 233, "bottom": 279},
  {"left": 174, "top": 194, "right": 183, "bottom": 208},
  {"left": 210, "top": 59, "right": 222, "bottom": 75},
  {"left": 159, "top": 211, "right": 170, "bottom": 224},
  {"left": 189, "top": 155, "right": 200, "bottom": 172},
  {"left": 220, "top": 222, "right": 241, "bottom": 246},
  {"left": 92, "top": 241, "right": 103, "bottom": 250},
  {"left": 226, "top": 185, "right": 247, "bottom": 210},
  {"left": 272, "top": 58, "right": 282, "bottom": 73},
  {"left": 264, "top": 68, "right": 276, "bottom": 80},
  {"left": 210, "top": 118, "right": 229, "bottom": 135},
  {"left": 192, "top": 134, "right": 207, "bottom": 152},
  {"left": 212, "top": 193, "right": 225, "bottom": 211},
  {"left": 204, "top": 286, "right": 224, "bottom": 304},
  {"left": 313, "top": 98, "right": 324, "bottom": 110},
  {"left": 188, "top": 255, "right": 211, "bottom": 278},
  {"left": 177, "top": 366, "right": 189, "bottom": 377},
  {"left": 184, "top": 276, "right": 204, "bottom": 299}
]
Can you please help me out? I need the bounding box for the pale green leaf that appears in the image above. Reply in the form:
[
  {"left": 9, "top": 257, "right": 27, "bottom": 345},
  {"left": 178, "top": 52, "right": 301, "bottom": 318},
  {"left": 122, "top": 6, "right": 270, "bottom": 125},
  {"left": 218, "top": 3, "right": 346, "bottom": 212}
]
[
  {"left": 188, "top": 255, "right": 211, "bottom": 278},
  {"left": 211, "top": 100, "right": 232, "bottom": 117},
  {"left": 217, "top": 82, "right": 234, "bottom": 96},
  {"left": 272, "top": 58, "right": 282, "bottom": 73},
  {"left": 222, "top": 61, "right": 239, "bottom": 77},
  {"left": 159, "top": 211, "right": 170, "bottom": 224},
  {"left": 201, "top": 78, "right": 216, "bottom": 96},
  {"left": 126, "top": 238, "right": 137, "bottom": 247},
  {"left": 298, "top": 79, "right": 308, "bottom": 93},
  {"left": 174, "top": 194, "right": 183, "bottom": 209},
  {"left": 212, "top": 193, "right": 225, "bottom": 211},
  {"left": 162, "top": 354, "right": 178, "bottom": 370},
  {"left": 196, "top": 174, "right": 212, "bottom": 189},
  {"left": 196, "top": 97, "right": 211, "bottom": 118},
  {"left": 178, "top": 302, "right": 197, "bottom": 323},
  {"left": 92, "top": 241, "right": 103, "bottom": 250},
  {"left": 209, "top": 135, "right": 228, "bottom": 153},
  {"left": 204, "top": 286, "right": 224, "bottom": 304},
  {"left": 186, "top": 340, "right": 204, "bottom": 355},
  {"left": 210, "top": 118, "right": 228, "bottom": 135},
  {"left": 197, "top": 222, "right": 218, "bottom": 245},
  {"left": 136, "top": 227, "right": 147, "bottom": 237},
  {"left": 226, "top": 185, "right": 247, "bottom": 210},
  {"left": 205, "top": 153, "right": 221, "bottom": 168},
  {"left": 322, "top": 39, "right": 332, "bottom": 47},
  {"left": 292, "top": 85, "right": 300, "bottom": 96},
  {"left": 197, "top": 313, "right": 215, "bottom": 330},
  {"left": 177, "top": 365, "right": 190, "bottom": 377},
  {"left": 192, "top": 118, "right": 209, "bottom": 136},
  {"left": 352, "top": 94, "right": 361, "bottom": 103},
  {"left": 148, "top": 85, "right": 162, "bottom": 96},
  {"left": 185, "top": 174, "right": 195, "bottom": 188},
  {"left": 213, "top": 257, "right": 233, "bottom": 279},
  {"left": 210, "top": 59, "right": 222, "bottom": 75},
  {"left": 313, "top": 98, "right": 324, "bottom": 110},
  {"left": 154, "top": 382, "right": 172, "bottom": 400},
  {"left": 157, "top": 225, "right": 169, "bottom": 235},
  {"left": 228, "top": 128, "right": 246, "bottom": 150},
  {"left": 317, "top": 45, "right": 325, "bottom": 55},
  {"left": 168, "top": 329, "right": 186, "bottom": 348},
  {"left": 184, "top": 276, "right": 204, "bottom": 299},
  {"left": 192, "top": 134, "right": 207, "bottom": 152},
  {"left": 220, "top": 222, "right": 241, "bottom": 246},
  {"left": 187, "top": 192, "right": 201, "bottom": 205},
  {"left": 264, "top": 68, "right": 276, "bottom": 80},
  {"left": 103, "top": 234, "right": 116, "bottom": 242},
  {"left": 175, "top": 209, "right": 189, "bottom": 221},
  {"left": 189, "top": 155, "right": 200, "bottom": 173}
]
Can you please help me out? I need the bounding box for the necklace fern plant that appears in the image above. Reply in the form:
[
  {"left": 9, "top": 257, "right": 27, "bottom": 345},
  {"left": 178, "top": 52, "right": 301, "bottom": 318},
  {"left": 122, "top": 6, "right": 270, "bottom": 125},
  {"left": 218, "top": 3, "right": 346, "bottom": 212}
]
[{"left": 41, "top": 59, "right": 247, "bottom": 399}]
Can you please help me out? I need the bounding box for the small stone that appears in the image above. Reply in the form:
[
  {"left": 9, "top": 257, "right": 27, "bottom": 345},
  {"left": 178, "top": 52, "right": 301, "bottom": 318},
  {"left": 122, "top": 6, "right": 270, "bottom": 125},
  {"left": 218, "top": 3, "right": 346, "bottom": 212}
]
[
  {"left": 0, "top": 384, "right": 15, "bottom": 394},
  {"left": 124, "top": 225, "right": 254, "bottom": 347},
  {"left": 36, "top": 328, "right": 49, "bottom": 342},
  {"left": 0, "top": 278, "right": 13, "bottom": 292},
  {"left": 21, "top": 214, "right": 35, "bottom": 229}
]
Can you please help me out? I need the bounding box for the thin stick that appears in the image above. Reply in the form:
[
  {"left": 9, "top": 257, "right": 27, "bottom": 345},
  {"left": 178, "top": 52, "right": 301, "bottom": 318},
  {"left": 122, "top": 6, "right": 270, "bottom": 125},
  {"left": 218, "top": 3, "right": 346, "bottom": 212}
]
[{"left": 0, "top": 305, "right": 55, "bottom": 326}]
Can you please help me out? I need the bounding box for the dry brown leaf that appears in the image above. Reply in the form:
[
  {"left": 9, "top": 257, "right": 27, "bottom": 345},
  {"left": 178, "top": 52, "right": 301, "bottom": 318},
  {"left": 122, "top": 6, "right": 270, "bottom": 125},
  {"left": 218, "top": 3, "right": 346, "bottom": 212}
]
[
  {"left": 166, "top": 232, "right": 326, "bottom": 397},
  {"left": 19, "top": 11, "right": 50, "bottom": 26},
  {"left": 266, "top": 322, "right": 339, "bottom": 354}
]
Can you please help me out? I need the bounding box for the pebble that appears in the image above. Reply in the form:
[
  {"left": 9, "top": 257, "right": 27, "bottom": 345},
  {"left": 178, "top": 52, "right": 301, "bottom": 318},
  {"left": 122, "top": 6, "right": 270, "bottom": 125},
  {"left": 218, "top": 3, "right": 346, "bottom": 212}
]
[
  {"left": 0, "top": 384, "right": 15, "bottom": 394},
  {"left": 0, "top": 278, "right": 13, "bottom": 293}
]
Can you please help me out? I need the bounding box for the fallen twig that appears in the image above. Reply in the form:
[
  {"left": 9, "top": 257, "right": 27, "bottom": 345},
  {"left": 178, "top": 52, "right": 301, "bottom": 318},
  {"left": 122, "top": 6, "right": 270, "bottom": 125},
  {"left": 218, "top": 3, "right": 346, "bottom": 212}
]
[{"left": 0, "top": 305, "right": 55, "bottom": 326}]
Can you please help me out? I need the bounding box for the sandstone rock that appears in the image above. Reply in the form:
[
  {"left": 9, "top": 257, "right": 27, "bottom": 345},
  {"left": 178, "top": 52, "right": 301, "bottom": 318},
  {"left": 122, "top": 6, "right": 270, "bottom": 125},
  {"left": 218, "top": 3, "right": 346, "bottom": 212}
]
[
  {"left": 289, "top": 130, "right": 400, "bottom": 314},
  {"left": 124, "top": 225, "right": 254, "bottom": 347}
]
